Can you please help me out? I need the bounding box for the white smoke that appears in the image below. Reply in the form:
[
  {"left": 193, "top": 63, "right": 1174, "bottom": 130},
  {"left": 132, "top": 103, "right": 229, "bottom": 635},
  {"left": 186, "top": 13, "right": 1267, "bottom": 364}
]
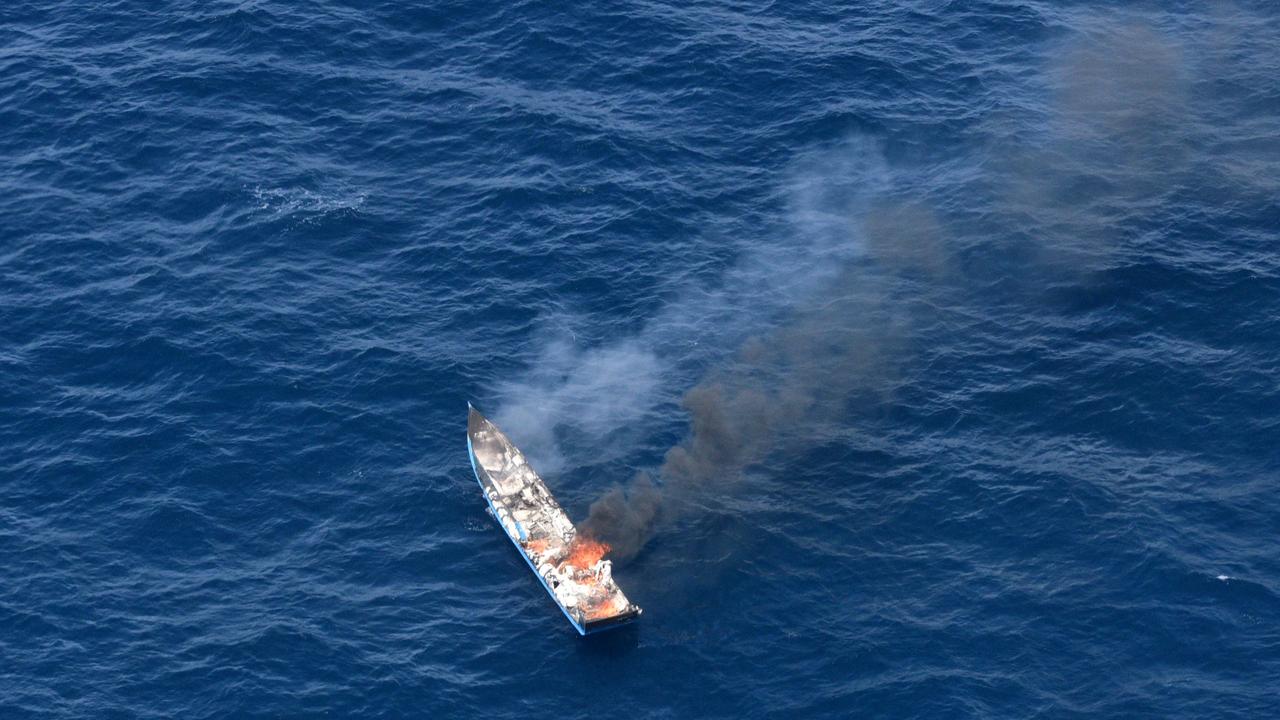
[{"left": 492, "top": 137, "right": 894, "bottom": 470}]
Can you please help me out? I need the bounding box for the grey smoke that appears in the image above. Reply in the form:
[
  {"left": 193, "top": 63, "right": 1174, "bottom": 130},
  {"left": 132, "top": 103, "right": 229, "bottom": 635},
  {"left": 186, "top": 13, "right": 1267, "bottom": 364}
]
[
  {"left": 578, "top": 472, "right": 662, "bottom": 560},
  {"left": 494, "top": 137, "right": 891, "bottom": 471},
  {"left": 995, "top": 20, "right": 1192, "bottom": 271},
  {"left": 489, "top": 137, "right": 905, "bottom": 559},
  {"left": 502, "top": 16, "right": 1217, "bottom": 562},
  {"left": 494, "top": 336, "right": 662, "bottom": 473},
  {"left": 582, "top": 212, "right": 932, "bottom": 560},
  {"left": 581, "top": 19, "right": 1197, "bottom": 560}
]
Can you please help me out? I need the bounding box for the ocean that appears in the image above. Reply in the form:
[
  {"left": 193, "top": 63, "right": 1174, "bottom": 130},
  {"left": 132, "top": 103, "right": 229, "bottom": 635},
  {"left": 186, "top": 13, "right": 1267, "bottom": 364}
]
[{"left": 2, "top": 1, "right": 1278, "bottom": 717}]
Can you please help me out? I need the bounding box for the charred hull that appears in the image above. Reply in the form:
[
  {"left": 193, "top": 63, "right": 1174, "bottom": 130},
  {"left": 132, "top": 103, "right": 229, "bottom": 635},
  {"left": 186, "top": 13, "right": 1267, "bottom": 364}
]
[
  {"left": 583, "top": 606, "right": 643, "bottom": 634},
  {"left": 467, "top": 404, "right": 642, "bottom": 636}
]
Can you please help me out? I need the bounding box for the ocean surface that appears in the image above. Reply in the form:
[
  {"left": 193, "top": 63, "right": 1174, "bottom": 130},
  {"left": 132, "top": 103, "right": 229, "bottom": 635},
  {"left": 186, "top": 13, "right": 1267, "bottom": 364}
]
[{"left": 3, "top": 1, "right": 1279, "bottom": 717}]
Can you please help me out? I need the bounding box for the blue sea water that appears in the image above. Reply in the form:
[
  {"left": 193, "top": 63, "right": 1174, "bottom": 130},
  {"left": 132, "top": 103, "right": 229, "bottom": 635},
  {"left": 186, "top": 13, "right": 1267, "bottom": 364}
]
[{"left": 3, "top": 1, "right": 1279, "bottom": 717}]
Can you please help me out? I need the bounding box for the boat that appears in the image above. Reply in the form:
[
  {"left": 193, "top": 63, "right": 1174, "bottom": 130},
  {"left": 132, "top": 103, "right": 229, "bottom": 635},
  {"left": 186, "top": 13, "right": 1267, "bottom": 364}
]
[{"left": 467, "top": 404, "right": 642, "bottom": 635}]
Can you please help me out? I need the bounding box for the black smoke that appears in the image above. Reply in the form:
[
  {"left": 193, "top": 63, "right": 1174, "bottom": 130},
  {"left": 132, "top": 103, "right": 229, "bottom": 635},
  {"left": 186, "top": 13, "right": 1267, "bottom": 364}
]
[
  {"left": 582, "top": 254, "right": 921, "bottom": 560},
  {"left": 507, "top": 13, "right": 1231, "bottom": 563}
]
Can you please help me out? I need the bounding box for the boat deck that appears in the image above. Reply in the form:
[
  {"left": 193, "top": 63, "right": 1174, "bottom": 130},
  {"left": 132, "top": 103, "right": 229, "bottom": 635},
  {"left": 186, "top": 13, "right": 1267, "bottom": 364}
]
[{"left": 467, "top": 406, "right": 641, "bottom": 634}]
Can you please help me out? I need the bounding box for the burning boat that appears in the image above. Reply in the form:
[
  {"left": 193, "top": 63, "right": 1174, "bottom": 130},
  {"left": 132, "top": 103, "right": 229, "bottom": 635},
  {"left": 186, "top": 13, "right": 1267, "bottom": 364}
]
[{"left": 467, "top": 404, "right": 642, "bottom": 635}]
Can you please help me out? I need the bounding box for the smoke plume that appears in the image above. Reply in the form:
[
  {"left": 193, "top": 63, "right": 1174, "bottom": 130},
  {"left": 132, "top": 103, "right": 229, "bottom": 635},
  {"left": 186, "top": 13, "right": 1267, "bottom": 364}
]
[
  {"left": 582, "top": 209, "right": 935, "bottom": 560},
  {"left": 494, "top": 136, "right": 892, "bottom": 470},
  {"left": 495, "top": 13, "right": 1227, "bottom": 562}
]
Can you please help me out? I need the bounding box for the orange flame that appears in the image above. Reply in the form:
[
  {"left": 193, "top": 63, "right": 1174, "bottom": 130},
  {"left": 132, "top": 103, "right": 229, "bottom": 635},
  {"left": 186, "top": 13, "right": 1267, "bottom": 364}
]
[{"left": 563, "top": 536, "right": 610, "bottom": 570}]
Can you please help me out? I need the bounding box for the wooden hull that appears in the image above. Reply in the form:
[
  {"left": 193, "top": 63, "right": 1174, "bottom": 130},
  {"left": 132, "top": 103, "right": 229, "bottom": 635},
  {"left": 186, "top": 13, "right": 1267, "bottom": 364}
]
[{"left": 467, "top": 404, "right": 641, "bottom": 635}]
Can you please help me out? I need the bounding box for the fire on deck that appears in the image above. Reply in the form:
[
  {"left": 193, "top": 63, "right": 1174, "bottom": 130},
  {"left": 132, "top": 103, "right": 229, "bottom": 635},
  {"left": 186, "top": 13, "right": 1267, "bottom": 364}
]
[{"left": 467, "top": 404, "right": 642, "bottom": 635}]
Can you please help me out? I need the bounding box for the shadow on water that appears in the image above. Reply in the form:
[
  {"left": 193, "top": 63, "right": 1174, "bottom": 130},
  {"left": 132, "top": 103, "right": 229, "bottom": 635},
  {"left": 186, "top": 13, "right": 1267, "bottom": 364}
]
[{"left": 574, "top": 623, "right": 641, "bottom": 657}]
